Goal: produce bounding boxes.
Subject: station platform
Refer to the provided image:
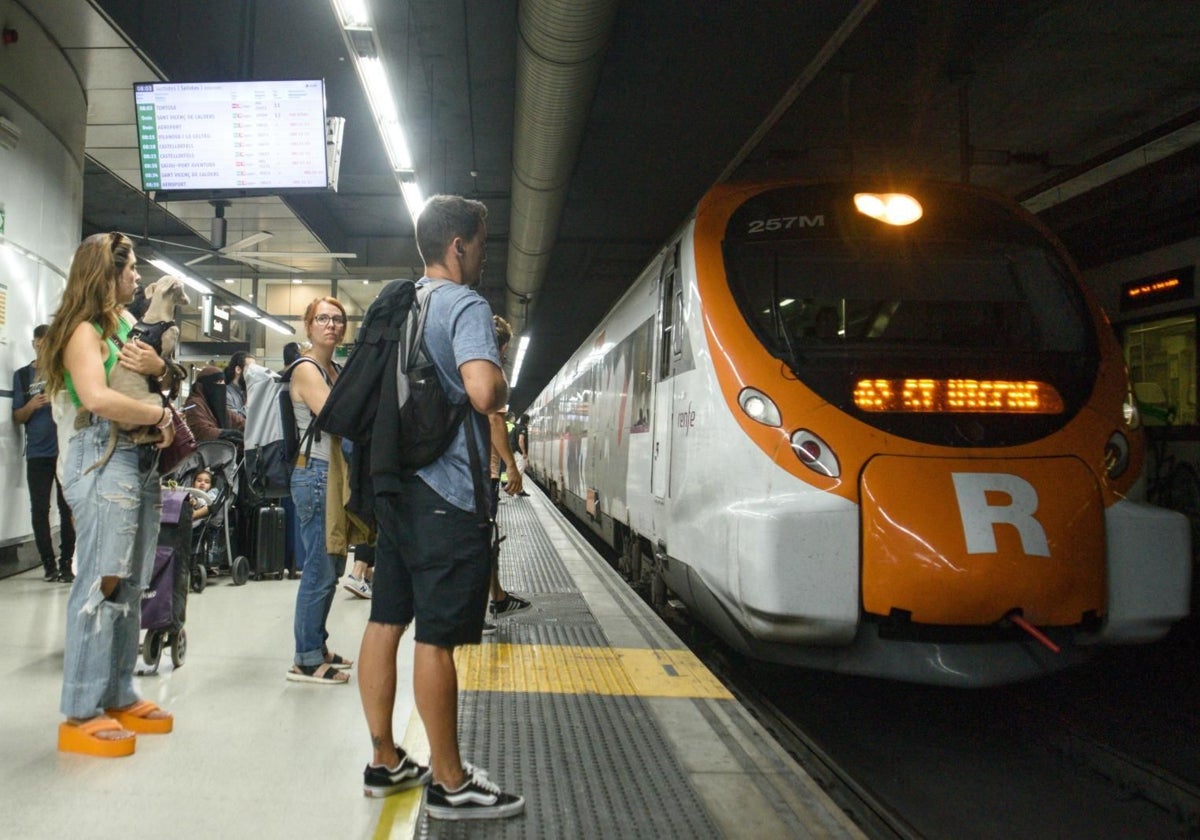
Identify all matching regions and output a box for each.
[0,485,862,839]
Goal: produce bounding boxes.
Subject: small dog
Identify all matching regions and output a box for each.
[83,275,190,473]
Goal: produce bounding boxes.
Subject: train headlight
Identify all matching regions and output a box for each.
[790,429,841,478]
[1123,389,1141,430]
[854,192,923,225]
[738,387,781,426]
[1104,431,1130,480]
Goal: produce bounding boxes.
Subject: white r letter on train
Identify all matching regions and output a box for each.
[951,473,1050,556]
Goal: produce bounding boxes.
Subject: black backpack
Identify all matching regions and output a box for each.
[317,279,465,470]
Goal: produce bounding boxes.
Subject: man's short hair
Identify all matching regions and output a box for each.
[416,195,488,265]
[33,324,49,339]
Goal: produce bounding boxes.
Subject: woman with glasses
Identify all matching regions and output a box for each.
[286,296,353,683]
[39,232,177,756]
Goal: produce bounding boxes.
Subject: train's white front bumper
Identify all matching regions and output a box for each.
[1089,498,1192,643]
[730,493,860,644]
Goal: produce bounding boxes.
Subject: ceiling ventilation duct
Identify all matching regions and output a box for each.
[505,0,619,339]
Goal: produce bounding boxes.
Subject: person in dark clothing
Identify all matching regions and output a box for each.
[509,413,530,496]
[185,365,244,442]
[12,325,76,582]
[282,342,302,368]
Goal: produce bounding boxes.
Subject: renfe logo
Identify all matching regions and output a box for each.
[951,472,1050,556]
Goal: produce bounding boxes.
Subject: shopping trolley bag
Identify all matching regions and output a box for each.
[141,546,176,633]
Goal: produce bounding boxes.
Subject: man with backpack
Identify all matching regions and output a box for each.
[357,195,523,820]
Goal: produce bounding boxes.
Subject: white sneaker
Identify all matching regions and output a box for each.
[342,574,372,599]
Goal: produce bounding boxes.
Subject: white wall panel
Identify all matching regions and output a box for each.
[0,2,86,545]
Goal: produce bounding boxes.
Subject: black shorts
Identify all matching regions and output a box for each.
[370,477,491,646]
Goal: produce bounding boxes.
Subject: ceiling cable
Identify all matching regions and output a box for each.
[463,0,479,187]
[714,0,879,185]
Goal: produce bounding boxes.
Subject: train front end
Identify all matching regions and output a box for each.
[696,180,1192,685]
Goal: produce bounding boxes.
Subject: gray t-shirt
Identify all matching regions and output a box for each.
[414,278,502,513]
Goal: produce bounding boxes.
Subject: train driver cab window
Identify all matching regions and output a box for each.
[1123,314,1197,427]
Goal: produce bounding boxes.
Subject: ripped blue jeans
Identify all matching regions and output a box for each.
[59,419,161,719]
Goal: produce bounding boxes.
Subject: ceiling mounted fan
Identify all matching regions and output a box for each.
[161,200,357,273]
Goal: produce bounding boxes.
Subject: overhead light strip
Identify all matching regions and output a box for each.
[331,0,425,222]
[146,252,294,336]
[510,335,531,388]
[148,256,213,295]
[331,0,370,29]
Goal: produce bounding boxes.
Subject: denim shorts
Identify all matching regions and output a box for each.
[370,477,491,646]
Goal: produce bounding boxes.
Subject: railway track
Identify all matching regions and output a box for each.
[556,500,1200,838]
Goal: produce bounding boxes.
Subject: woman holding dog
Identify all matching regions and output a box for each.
[38,232,177,757]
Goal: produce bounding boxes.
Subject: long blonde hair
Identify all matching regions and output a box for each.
[39,232,132,396]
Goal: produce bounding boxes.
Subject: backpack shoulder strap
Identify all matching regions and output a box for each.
[286,356,330,453]
[407,280,455,371]
[282,355,328,383]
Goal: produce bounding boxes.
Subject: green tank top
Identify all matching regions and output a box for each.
[64,319,131,408]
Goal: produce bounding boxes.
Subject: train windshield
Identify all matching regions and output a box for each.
[722,183,1100,443]
[729,239,1087,354]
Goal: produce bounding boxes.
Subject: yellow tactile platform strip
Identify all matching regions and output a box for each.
[455,642,733,699]
[400,494,730,836]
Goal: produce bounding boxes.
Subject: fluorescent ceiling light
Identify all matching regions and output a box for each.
[401,181,425,222]
[332,0,370,28]
[148,257,213,294]
[258,316,294,336]
[234,304,259,318]
[358,57,413,171]
[510,335,531,388]
[332,0,421,225]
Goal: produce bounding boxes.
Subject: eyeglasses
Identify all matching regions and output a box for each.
[313,314,346,326]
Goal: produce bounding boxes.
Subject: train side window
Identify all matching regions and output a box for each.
[1122,313,1197,427]
[658,242,681,380]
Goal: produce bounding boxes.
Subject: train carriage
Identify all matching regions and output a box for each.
[526,179,1192,686]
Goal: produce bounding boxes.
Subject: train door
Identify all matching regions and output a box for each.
[652,242,682,500]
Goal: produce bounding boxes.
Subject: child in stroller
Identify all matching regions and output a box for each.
[171,440,251,590]
[190,469,221,581]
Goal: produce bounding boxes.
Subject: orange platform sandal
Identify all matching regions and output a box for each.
[105,699,174,734]
[58,717,136,757]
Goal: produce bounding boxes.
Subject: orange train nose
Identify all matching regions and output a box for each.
[860,455,1106,626]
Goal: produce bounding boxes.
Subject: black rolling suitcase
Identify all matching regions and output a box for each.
[254,502,287,580]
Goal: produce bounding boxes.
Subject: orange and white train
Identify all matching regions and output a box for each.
[525,179,1193,686]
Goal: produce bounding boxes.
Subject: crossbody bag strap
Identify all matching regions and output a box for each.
[462,410,491,523]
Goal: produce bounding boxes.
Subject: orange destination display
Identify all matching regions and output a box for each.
[853,378,1064,414]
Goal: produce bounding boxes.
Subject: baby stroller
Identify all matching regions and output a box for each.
[169,439,252,591]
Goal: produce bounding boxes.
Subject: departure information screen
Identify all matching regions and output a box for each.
[134,80,327,192]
